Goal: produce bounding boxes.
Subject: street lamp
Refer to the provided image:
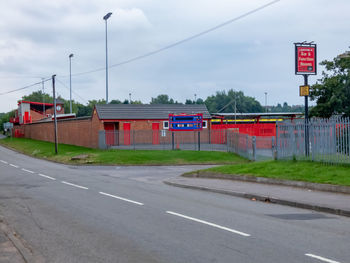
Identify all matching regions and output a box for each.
[103,12,112,104]
[69,53,74,113]
[264,92,268,113]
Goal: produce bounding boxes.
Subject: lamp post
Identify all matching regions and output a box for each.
[264,92,267,113]
[103,12,112,104]
[69,53,74,113]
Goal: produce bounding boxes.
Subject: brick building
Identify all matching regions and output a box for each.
[11,100,67,125]
[13,103,211,149]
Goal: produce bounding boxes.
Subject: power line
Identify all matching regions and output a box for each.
[0,0,280,96]
[65,0,280,77]
[56,78,88,104]
[0,78,51,96]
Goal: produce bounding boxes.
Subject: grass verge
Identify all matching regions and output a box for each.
[203,160,350,186]
[0,137,247,165]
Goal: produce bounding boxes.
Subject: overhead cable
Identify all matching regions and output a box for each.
[66,0,281,77]
[0,78,51,96]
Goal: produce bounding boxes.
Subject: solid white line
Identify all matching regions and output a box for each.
[61,181,88,190]
[9,164,19,168]
[305,254,340,263]
[99,192,144,206]
[21,168,34,174]
[166,211,250,237]
[0,160,8,164]
[38,173,56,181]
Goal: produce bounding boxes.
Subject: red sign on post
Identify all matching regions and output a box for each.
[295,44,317,75]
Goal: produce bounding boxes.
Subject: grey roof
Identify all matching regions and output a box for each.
[95,104,211,120]
[212,112,303,118]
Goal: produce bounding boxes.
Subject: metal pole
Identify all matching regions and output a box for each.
[172,132,174,150]
[52,75,58,154]
[304,74,309,156]
[234,92,237,121]
[105,18,109,103]
[198,131,200,151]
[42,78,45,117]
[69,54,73,113]
[264,92,267,113]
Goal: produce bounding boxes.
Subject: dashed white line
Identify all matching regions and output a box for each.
[38,173,56,181]
[61,181,88,190]
[0,160,8,164]
[166,211,251,237]
[305,254,341,263]
[99,192,144,206]
[21,168,34,174]
[9,164,19,168]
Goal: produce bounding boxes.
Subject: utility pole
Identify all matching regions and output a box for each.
[69,53,74,113]
[234,91,237,121]
[42,78,45,117]
[103,12,112,104]
[52,75,58,154]
[129,93,132,104]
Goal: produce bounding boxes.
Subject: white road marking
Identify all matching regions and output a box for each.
[305,254,341,263]
[9,164,19,168]
[0,160,8,164]
[166,211,251,237]
[61,181,88,190]
[21,168,34,174]
[38,173,56,181]
[99,192,144,206]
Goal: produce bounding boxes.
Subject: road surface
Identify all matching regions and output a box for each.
[0,145,349,263]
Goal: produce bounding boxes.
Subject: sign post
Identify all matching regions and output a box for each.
[294,42,317,156]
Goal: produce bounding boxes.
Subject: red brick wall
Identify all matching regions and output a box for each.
[14,115,101,148]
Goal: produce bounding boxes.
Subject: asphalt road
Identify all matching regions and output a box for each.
[0,145,350,263]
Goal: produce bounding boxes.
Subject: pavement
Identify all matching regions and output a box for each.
[0,218,26,263]
[164,175,350,217]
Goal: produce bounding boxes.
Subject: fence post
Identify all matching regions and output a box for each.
[172,132,174,150]
[226,130,229,152]
[198,131,200,151]
[252,136,256,161]
[275,123,279,160]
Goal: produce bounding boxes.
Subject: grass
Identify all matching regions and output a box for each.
[0,137,247,165]
[203,160,350,186]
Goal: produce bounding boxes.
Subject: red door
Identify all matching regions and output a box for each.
[104,123,115,145]
[124,123,131,145]
[152,123,160,145]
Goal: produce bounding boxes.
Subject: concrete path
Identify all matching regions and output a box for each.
[164,176,350,217]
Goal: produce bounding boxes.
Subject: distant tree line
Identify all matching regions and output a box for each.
[0,89,304,131]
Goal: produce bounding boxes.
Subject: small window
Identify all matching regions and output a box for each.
[163,121,169,129]
[202,120,207,128]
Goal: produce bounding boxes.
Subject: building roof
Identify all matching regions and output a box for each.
[95,104,211,120]
[212,112,303,119]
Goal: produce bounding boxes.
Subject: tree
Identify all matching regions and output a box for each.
[0,110,15,131]
[150,94,177,104]
[310,50,350,117]
[21,90,53,104]
[109,99,122,104]
[204,89,263,113]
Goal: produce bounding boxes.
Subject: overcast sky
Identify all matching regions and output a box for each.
[0,0,349,113]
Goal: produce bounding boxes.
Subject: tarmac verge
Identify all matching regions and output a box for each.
[164,173,350,217]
